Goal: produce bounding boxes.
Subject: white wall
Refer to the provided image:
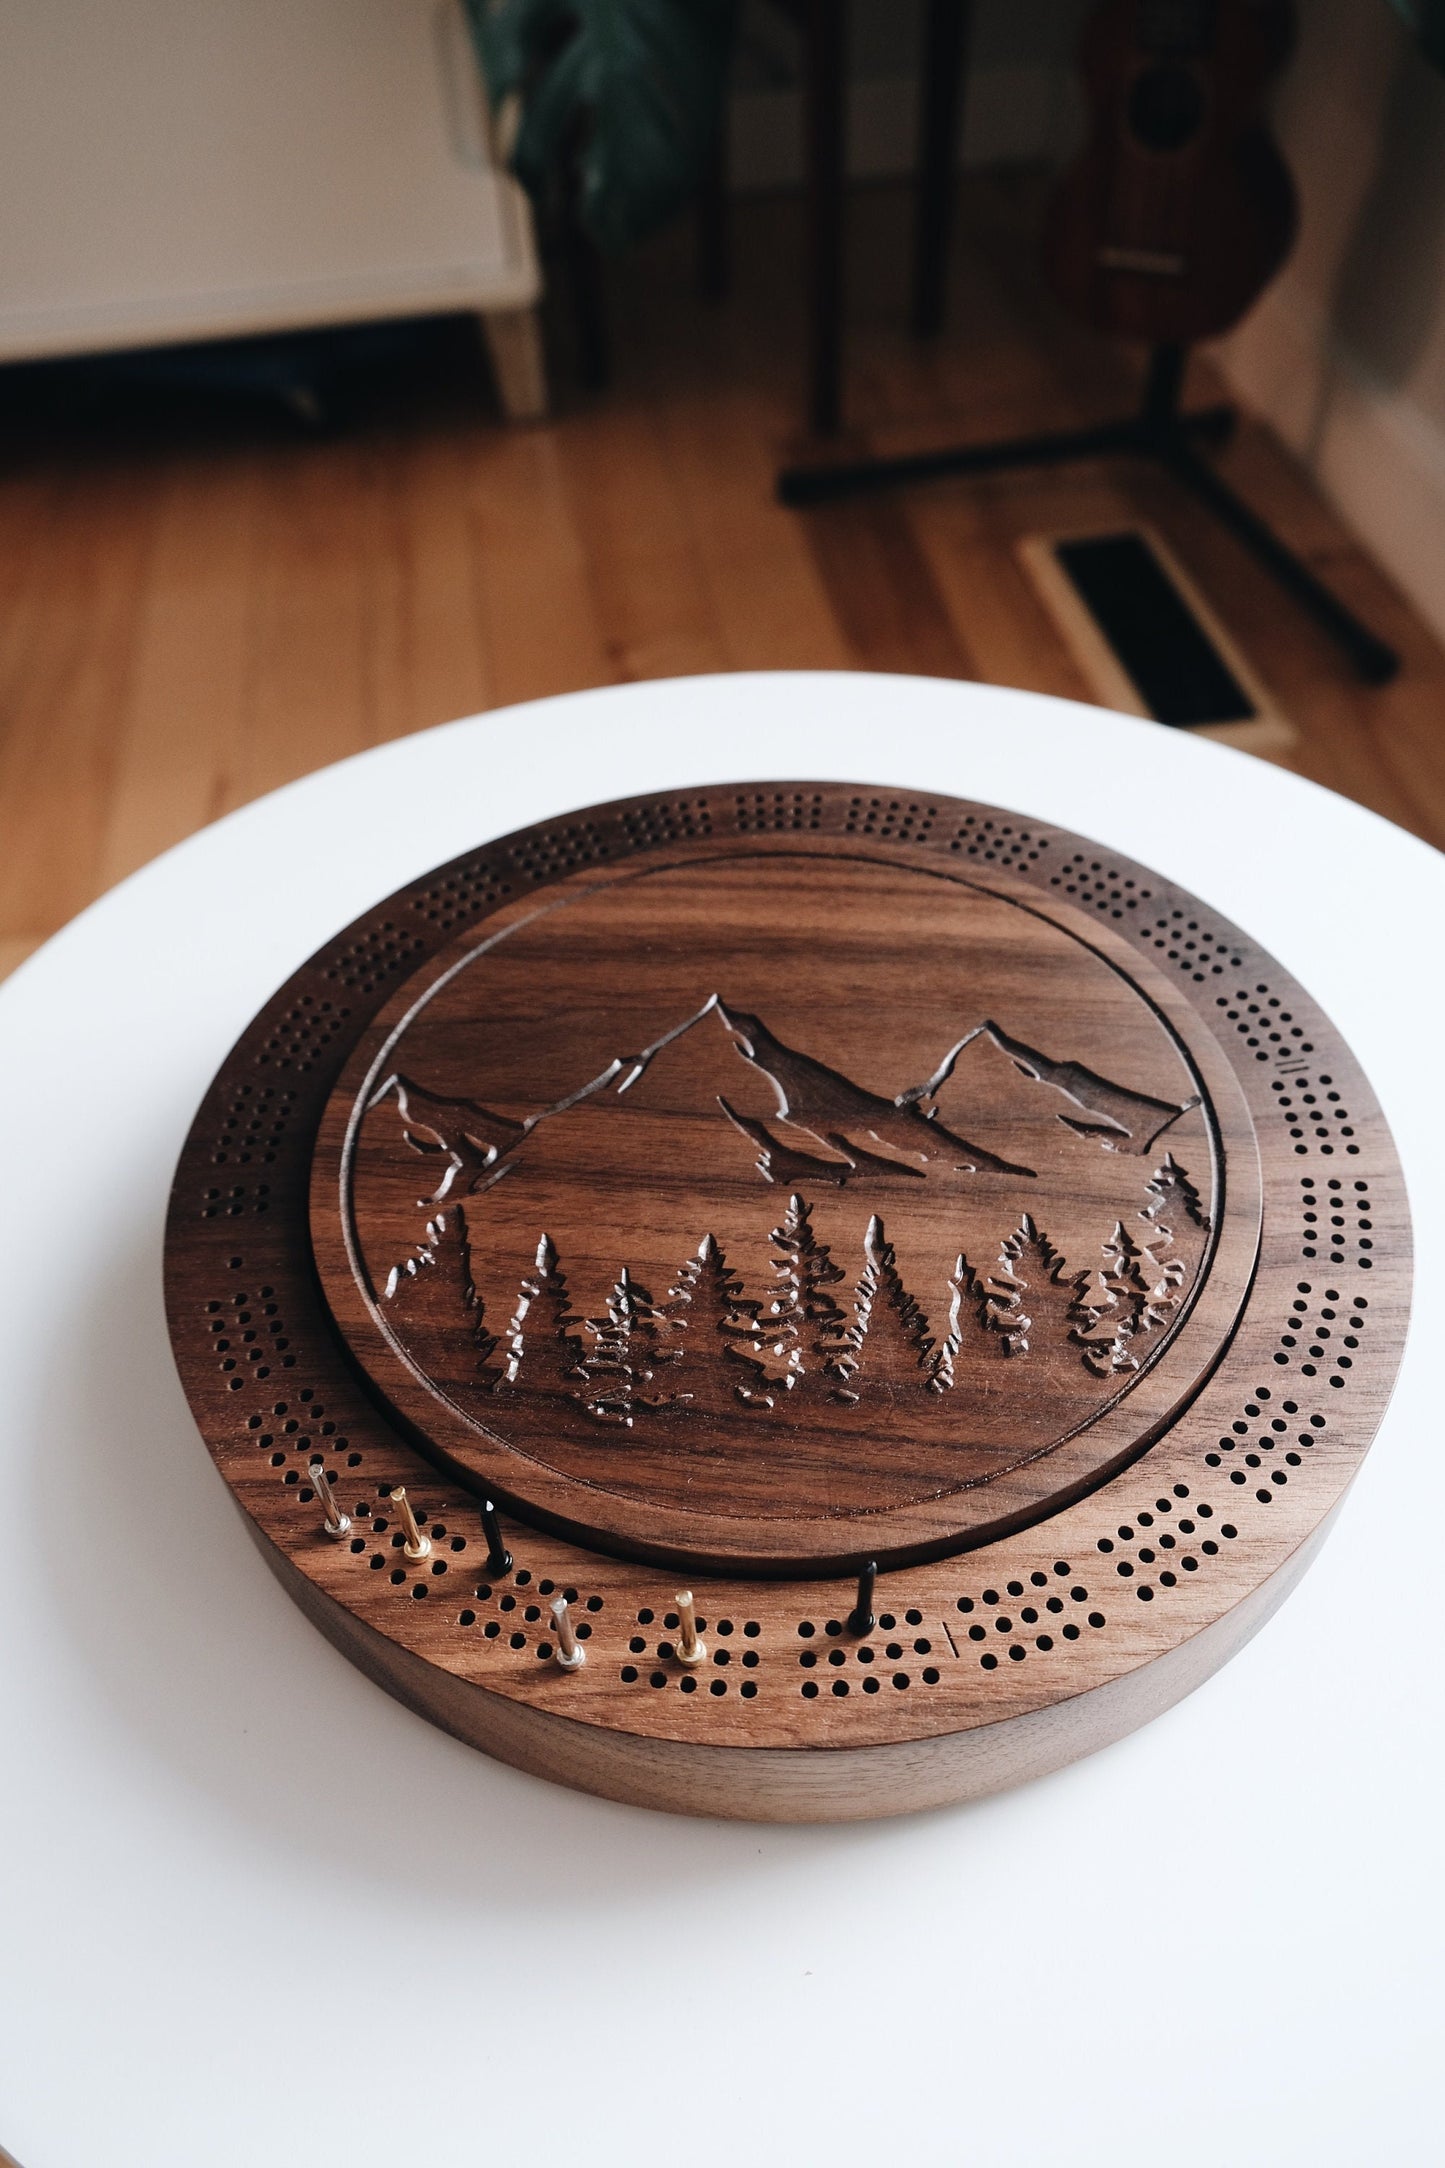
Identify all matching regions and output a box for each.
[1213,0,1445,643]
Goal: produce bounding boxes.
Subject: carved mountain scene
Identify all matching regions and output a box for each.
[343,852,1219,1521]
[371,993,1196,1203]
[358,1003,1213,1519]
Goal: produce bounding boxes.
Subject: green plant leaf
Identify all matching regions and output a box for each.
[466,0,736,252]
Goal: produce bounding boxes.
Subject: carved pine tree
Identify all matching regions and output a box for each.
[929,1250,992,1391]
[1091,1219,1180,1373]
[384,1207,502,1384]
[502,1233,589,1396]
[982,1242,1031,1357]
[629,1269,685,1412]
[996,1216,1087,1358]
[578,1268,654,1426]
[667,1234,764,1416]
[761,1192,851,1397]
[1141,1247,1185,1342]
[1102,1219,1151,1333]
[1135,1158,1196,1340]
[844,1215,936,1401]
[1142,1153,1209,1238]
[1071,1265,1121,1378]
[751,1213,805,1398]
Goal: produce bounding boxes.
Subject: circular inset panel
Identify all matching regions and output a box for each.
[164,783,1411,1822]
[312,847,1260,1572]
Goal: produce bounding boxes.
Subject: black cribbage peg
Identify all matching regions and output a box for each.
[848,1560,877,1637]
[481,1497,513,1577]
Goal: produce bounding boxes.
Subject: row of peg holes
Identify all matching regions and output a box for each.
[622,1609,761,1697]
[324,920,426,995]
[205,1081,295,1172]
[506,819,609,881]
[621,798,714,846]
[733,790,826,833]
[947,814,1045,865]
[254,993,349,1073]
[1272,1071,1358,1156]
[1301,1175,1373,1265]
[1270,1280,1369,1387]
[1052,853,1153,921]
[410,867,513,932]
[211,1287,295,1386]
[800,1608,946,1692]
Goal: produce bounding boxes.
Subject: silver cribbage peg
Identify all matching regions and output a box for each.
[309,1460,351,1540]
[673,1590,707,1667]
[391,1486,432,1561]
[550,1595,586,1671]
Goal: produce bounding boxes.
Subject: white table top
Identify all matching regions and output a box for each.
[2,673,1440,2168]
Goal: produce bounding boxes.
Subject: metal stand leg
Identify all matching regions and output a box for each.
[696,133,730,301]
[911,0,972,339]
[776,339,1399,682]
[1140,339,1187,436]
[1166,437,1398,683]
[804,0,847,435]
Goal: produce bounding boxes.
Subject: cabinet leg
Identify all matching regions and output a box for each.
[478,306,549,422]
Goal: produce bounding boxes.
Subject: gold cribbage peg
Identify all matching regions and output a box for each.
[673,1590,707,1667]
[550,1595,586,1671]
[391,1486,432,1561]
[309,1460,352,1540]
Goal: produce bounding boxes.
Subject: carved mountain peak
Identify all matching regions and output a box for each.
[372,997,1197,1204]
[908,1020,1197,1157]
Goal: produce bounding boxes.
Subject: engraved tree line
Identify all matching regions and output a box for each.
[384,1155,1207,1429]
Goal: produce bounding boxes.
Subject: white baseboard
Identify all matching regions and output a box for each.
[1215,289,1445,649]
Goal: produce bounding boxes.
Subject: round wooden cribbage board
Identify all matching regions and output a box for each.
[166,785,1411,1820]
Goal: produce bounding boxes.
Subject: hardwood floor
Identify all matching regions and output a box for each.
[3,175,1443,982]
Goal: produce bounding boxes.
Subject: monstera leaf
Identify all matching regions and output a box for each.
[467,0,736,252]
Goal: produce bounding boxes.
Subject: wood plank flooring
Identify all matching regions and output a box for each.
[2,175,1442,983]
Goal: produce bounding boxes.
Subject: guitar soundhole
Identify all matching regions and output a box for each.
[1127,64,1206,153]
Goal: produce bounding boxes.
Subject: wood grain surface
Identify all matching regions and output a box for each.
[312,840,1261,1573]
[166,783,1411,1819]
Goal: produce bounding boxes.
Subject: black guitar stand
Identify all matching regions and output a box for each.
[776,340,1400,685]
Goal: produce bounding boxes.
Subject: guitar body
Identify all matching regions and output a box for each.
[1043,0,1298,346]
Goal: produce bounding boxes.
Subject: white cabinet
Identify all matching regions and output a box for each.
[0,0,545,414]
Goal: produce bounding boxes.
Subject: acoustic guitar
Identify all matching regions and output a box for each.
[1042,0,1298,346]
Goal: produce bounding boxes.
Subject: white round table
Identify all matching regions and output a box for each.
[2,674,1439,2168]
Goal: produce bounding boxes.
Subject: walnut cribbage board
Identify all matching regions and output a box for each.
[165,785,1410,1820]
